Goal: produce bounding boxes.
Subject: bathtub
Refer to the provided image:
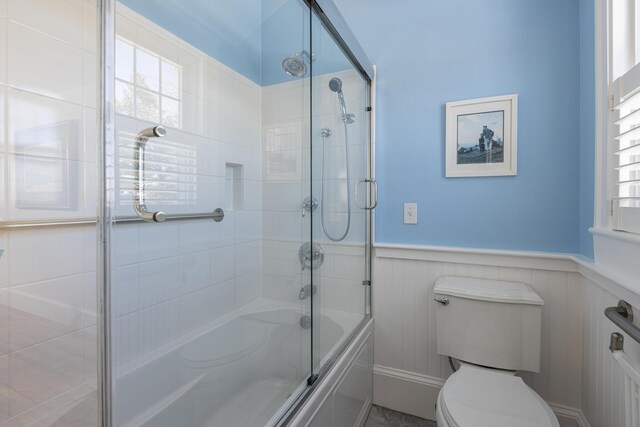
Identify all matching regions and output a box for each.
[112,300,360,427]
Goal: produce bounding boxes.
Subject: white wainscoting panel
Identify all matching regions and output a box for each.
[373,254,583,410]
[371,244,640,427]
[580,275,640,427]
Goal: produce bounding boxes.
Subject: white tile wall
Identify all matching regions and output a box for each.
[260,69,369,322]
[0,1,370,424]
[0,0,99,424]
[110,5,264,375]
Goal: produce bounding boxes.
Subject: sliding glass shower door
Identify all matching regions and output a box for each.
[109,1,312,425]
[105,1,372,426]
[310,8,372,377]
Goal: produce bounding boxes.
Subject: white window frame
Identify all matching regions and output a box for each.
[592,0,640,292]
[603,0,640,234]
[115,37,183,129]
[595,0,640,231]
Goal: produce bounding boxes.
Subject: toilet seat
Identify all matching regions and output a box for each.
[438,365,559,427]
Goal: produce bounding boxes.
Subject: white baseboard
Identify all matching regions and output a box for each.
[547,403,591,427]
[373,365,443,421]
[373,364,589,426]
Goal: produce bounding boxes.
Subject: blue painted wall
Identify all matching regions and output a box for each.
[335,0,585,253]
[121,0,596,255]
[579,0,595,258]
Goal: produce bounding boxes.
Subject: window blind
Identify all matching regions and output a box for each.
[612,62,640,233]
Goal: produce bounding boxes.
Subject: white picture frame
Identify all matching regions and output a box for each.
[445,94,518,177]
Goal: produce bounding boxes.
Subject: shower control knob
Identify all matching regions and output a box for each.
[434,297,449,306]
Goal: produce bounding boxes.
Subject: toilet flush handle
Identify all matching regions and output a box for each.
[434,297,449,306]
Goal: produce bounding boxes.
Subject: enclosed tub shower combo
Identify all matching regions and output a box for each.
[0,0,375,426]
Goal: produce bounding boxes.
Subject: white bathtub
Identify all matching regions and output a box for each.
[113,300,359,427]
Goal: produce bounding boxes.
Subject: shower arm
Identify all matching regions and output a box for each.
[134,126,167,223]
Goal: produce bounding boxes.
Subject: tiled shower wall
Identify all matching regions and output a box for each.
[111,5,263,370]
[261,77,311,306]
[261,69,368,318]
[0,0,99,425]
[0,1,368,424]
[0,1,264,424]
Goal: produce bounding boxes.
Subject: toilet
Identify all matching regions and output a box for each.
[434,276,559,427]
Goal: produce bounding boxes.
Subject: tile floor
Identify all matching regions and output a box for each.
[364,405,436,427]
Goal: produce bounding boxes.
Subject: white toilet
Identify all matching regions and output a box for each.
[434,276,559,427]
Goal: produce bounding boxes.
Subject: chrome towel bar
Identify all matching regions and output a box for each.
[605,300,640,350]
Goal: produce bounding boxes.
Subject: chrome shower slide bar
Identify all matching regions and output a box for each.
[605,300,640,350]
[0,209,225,230]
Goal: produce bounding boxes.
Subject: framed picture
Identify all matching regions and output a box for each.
[445,94,518,177]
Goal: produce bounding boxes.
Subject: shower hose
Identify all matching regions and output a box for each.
[321,119,351,242]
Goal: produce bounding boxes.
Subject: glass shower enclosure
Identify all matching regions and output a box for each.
[103,0,374,425]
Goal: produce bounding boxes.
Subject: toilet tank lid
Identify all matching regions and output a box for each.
[434,276,544,305]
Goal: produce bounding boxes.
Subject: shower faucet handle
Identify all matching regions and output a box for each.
[302,197,318,217]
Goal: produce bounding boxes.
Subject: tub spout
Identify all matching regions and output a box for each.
[298,284,317,300]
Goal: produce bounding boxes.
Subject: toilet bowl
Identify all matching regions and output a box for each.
[434,276,559,427]
[435,365,559,427]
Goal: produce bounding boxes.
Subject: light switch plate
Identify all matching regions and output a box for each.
[404,203,417,224]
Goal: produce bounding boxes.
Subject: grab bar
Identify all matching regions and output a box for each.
[0,209,225,230]
[134,126,167,222]
[605,300,640,349]
[355,178,378,210]
[113,209,224,224]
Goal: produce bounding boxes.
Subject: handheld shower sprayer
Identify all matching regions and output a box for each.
[320,77,356,242]
[328,78,355,124]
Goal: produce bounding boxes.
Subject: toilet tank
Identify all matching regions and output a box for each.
[434,276,544,372]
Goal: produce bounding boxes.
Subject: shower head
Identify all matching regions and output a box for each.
[328,77,342,93]
[283,56,307,77]
[282,50,313,77]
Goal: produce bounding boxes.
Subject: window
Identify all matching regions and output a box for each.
[114,38,195,208]
[115,37,182,128]
[609,0,640,233]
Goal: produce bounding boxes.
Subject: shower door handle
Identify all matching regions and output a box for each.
[134,126,167,223]
[355,179,378,210]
